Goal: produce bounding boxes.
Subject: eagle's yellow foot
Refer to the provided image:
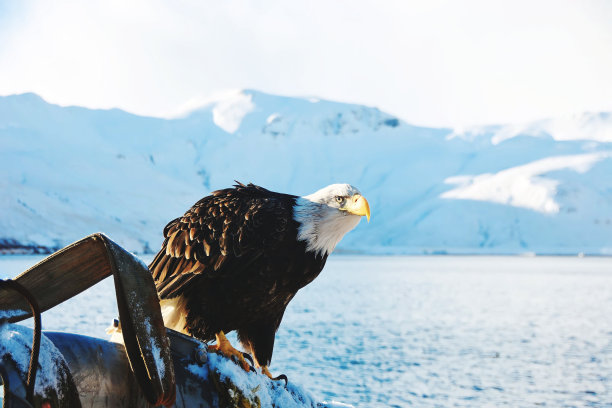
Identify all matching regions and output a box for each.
[260,366,288,385]
[208,331,252,372]
[260,366,274,379]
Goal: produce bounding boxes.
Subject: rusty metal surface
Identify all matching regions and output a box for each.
[165,330,215,408]
[45,330,215,408]
[2,329,214,408]
[1,358,32,408]
[44,332,147,408]
[0,278,42,406]
[0,329,81,408]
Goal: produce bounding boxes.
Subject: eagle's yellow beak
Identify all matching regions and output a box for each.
[346,194,371,222]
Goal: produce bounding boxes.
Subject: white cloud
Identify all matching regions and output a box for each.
[0,0,611,127]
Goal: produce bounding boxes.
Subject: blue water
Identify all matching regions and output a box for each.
[2,255,612,407]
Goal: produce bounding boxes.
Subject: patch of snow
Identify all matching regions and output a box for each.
[142,318,165,380]
[320,402,355,408]
[212,91,255,133]
[189,352,322,407]
[452,112,612,145]
[441,152,612,213]
[266,113,281,124]
[165,89,244,119]
[0,322,68,396]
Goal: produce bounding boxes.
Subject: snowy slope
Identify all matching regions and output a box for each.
[1,90,611,255]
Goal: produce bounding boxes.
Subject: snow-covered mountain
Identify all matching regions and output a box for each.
[1,90,611,255]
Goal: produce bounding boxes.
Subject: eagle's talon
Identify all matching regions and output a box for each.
[260,366,287,385]
[241,351,255,367]
[273,374,288,386]
[209,331,252,372]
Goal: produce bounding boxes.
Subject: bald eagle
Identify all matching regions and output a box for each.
[149,182,370,378]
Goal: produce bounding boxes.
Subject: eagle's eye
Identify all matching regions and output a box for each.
[335,196,345,204]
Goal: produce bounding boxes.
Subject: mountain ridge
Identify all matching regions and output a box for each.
[1,90,611,255]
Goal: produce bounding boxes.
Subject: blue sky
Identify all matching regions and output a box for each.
[1,0,611,127]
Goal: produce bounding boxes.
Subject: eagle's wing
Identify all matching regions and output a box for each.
[149,183,295,299]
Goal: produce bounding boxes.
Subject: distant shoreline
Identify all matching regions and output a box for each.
[2,248,611,258]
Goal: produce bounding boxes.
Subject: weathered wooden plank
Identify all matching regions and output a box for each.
[0,234,111,322]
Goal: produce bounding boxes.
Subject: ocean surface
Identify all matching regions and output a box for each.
[1,255,611,407]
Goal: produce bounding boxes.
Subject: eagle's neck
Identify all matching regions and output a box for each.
[293,197,361,257]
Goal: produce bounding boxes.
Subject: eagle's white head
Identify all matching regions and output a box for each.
[294,184,370,257]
